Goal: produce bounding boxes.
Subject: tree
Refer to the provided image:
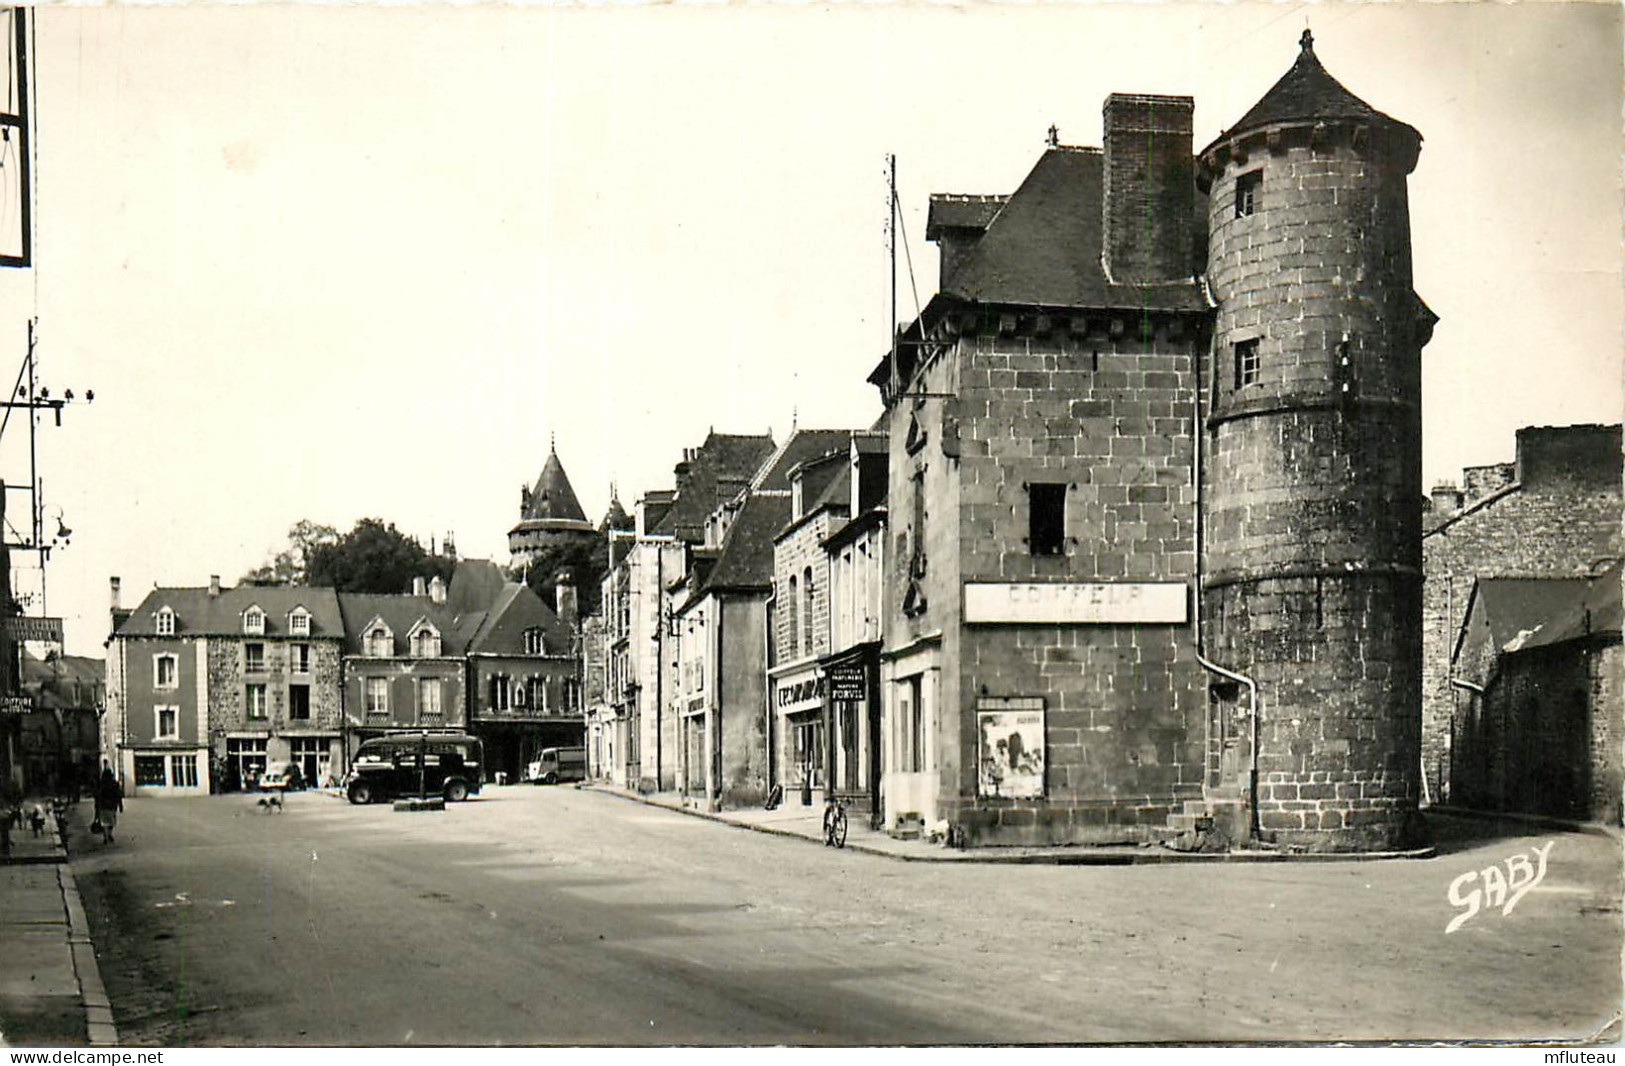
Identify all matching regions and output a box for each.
[513,536,607,617]
[242,520,340,586]
[306,518,454,594]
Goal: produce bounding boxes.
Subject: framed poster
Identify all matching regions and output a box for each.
[976,697,1045,799]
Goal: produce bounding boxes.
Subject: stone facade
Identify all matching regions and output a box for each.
[1421,424,1622,803]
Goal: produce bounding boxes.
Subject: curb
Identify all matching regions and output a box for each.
[58,865,118,1046]
[586,786,1438,864]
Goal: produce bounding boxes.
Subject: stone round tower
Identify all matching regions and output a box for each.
[1197,31,1436,851]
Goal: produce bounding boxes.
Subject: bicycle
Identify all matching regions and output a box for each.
[822,795,848,849]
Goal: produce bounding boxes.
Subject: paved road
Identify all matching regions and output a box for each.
[70,787,1620,1046]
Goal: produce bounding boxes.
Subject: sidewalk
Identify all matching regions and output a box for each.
[0,803,118,1048]
[581,783,1438,863]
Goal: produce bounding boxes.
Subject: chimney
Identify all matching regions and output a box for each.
[209,575,220,598]
[412,576,428,597]
[109,576,121,612]
[1102,93,1196,284]
[555,571,578,631]
[1430,481,1463,518]
[428,575,446,605]
[444,531,457,560]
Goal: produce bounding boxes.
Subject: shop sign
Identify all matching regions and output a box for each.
[2,616,62,642]
[976,697,1044,800]
[964,582,1187,624]
[774,673,823,713]
[827,664,867,702]
[0,695,33,715]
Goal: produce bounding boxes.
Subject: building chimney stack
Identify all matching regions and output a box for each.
[1102,93,1196,284]
[412,576,428,597]
[428,575,446,605]
[110,576,121,611]
[555,571,578,631]
[1429,481,1463,518]
[209,575,220,598]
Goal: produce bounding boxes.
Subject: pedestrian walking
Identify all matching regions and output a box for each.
[93,765,123,844]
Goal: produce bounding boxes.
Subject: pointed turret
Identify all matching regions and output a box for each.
[509,440,597,570]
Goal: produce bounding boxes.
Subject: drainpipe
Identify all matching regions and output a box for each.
[763,584,777,794]
[1191,350,1262,841]
[654,547,664,792]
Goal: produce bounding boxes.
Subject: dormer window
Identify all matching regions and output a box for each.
[366,626,392,657]
[411,625,441,658]
[288,608,311,637]
[523,627,544,655]
[155,607,175,637]
[243,606,266,635]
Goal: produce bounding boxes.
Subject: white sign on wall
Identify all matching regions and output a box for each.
[964,582,1188,624]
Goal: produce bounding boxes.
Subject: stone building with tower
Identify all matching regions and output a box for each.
[508,442,599,577]
[868,31,1434,851]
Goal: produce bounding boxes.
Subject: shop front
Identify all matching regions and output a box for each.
[771,666,824,803]
[821,643,881,827]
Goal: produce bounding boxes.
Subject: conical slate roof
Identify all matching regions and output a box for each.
[1218,30,1418,145]
[600,493,632,533]
[523,445,589,524]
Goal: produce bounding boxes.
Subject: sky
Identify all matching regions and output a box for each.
[0,0,1617,655]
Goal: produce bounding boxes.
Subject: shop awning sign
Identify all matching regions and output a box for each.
[0,695,33,715]
[828,665,867,702]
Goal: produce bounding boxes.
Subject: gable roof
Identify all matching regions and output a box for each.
[464,581,572,654]
[336,593,469,656]
[937,147,1207,313]
[1218,32,1419,148]
[1464,578,1590,657]
[1510,564,1623,653]
[701,492,793,595]
[926,194,1008,240]
[447,558,509,615]
[752,428,856,492]
[115,585,344,639]
[651,431,777,543]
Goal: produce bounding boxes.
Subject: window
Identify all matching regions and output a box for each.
[418,678,443,719]
[802,566,815,657]
[135,756,167,787]
[154,654,178,690]
[246,683,268,720]
[1234,339,1261,389]
[289,643,311,674]
[1028,483,1068,556]
[169,754,198,788]
[156,608,175,636]
[785,576,799,660]
[527,677,547,711]
[491,674,511,712]
[563,678,581,712]
[1235,169,1261,218]
[523,628,544,655]
[227,737,267,784]
[288,609,310,637]
[156,705,179,740]
[243,607,265,635]
[412,628,441,658]
[903,675,925,773]
[288,683,310,721]
[365,678,389,716]
[243,642,266,673]
[366,627,392,657]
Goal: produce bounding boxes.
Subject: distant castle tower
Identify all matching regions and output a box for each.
[1198,31,1436,850]
[508,440,598,571]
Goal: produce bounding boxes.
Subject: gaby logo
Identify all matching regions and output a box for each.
[1445,840,1555,934]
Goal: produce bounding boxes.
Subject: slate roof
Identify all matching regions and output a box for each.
[1214,31,1419,149]
[936,147,1207,313]
[752,429,855,493]
[520,446,591,525]
[651,432,777,544]
[115,585,345,639]
[925,195,1008,241]
[1508,565,1622,653]
[447,559,509,615]
[464,582,572,654]
[701,492,793,595]
[336,593,470,656]
[1466,579,1589,656]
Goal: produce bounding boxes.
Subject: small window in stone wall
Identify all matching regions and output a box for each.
[1235,170,1262,218]
[1234,339,1260,389]
[135,756,167,787]
[1027,482,1068,556]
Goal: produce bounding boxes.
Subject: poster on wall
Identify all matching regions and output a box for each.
[976,697,1045,799]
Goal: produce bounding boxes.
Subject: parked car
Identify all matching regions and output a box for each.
[527,746,586,785]
[346,733,483,805]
